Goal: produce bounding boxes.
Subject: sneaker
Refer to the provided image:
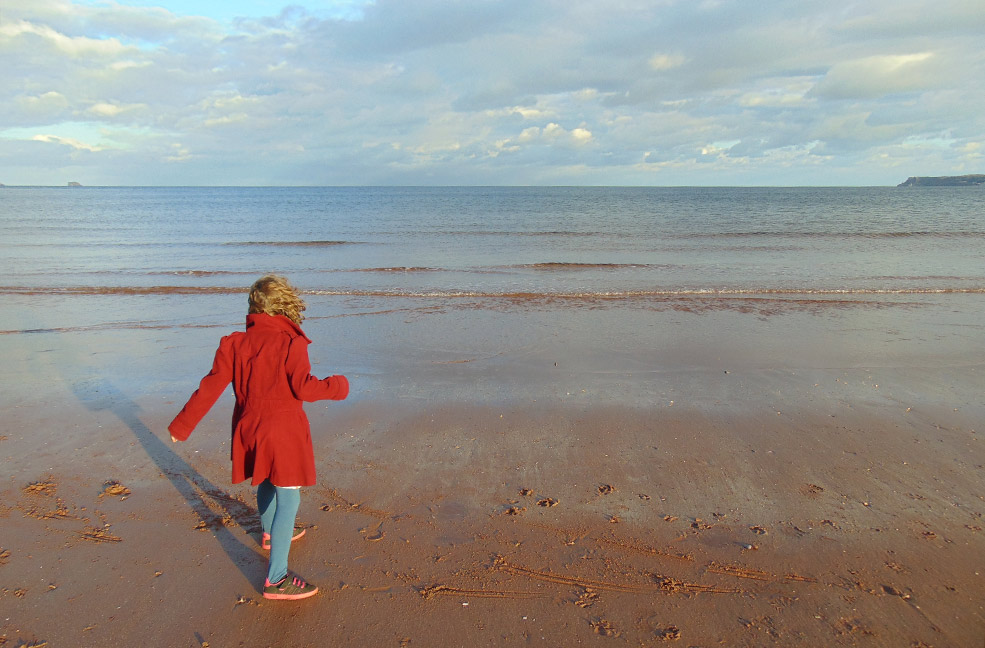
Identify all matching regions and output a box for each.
[261,525,307,550]
[263,573,319,600]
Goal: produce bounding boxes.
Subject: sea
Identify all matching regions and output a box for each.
[2,186,983,407]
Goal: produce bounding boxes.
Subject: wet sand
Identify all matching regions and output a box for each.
[3,364,984,647]
[2,293,985,647]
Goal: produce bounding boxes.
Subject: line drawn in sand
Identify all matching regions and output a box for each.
[492,555,741,595]
[417,584,546,600]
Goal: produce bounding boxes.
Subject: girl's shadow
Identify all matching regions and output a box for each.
[71,377,266,589]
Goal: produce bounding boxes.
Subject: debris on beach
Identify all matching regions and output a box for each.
[656,625,681,641]
[79,526,123,543]
[23,477,57,496]
[100,480,131,499]
[881,584,911,600]
[598,484,615,495]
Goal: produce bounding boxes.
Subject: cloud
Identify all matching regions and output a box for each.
[0,19,132,57]
[87,101,148,118]
[812,53,944,99]
[495,123,594,154]
[32,133,103,151]
[12,92,71,125]
[737,78,815,108]
[648,53,687,71]
[1,0,984,185]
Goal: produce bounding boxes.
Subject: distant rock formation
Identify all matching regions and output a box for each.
[67,181,83,187]
[898,174,985,187]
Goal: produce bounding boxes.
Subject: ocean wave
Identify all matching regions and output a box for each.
[304,287,985,298]
[334,229,985,240]
[166,270,257,277]
[0,285,245,295]
[4,285,979,297]
[673,230,985,240]
[348,267,442,273]
[508,262,671,271]
[0,321,232,335]
[222,240,355,247]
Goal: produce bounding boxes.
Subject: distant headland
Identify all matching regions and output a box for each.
[898,174,985,187]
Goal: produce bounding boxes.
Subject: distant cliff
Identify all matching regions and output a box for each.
[898,174,985,187]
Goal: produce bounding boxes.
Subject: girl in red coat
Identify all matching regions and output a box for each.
[169,275,349,600]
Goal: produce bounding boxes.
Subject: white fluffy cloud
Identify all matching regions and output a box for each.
[1,0,983,185]
[812,53,945,99]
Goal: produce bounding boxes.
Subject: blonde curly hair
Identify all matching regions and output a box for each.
[248,274,306,324]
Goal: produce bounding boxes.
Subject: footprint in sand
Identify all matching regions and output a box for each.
[590,619,619,637]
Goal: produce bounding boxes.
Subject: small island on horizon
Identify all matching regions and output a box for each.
[898,174,985,187]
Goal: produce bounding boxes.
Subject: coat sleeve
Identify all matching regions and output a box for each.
[286,336,349,402]
[168,336,235,440]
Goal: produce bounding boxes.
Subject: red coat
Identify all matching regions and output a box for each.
[168,313,348,487]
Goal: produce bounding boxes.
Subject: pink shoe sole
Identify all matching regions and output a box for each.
[261,526,307,550]
[263,589,318,600]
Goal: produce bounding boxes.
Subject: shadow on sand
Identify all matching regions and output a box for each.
[71,377,266,589]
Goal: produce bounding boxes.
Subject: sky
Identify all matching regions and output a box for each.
[1,0,983,186]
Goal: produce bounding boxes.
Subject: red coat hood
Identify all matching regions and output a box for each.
[245,313,311,342]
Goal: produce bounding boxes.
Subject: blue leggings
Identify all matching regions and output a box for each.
[256,480,301,584]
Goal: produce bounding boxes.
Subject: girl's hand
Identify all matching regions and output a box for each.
[170,434,180,443]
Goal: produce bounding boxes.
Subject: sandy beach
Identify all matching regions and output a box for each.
[3,184,985,647]
[2,301,983,648]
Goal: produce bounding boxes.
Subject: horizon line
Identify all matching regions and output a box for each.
[0,183,921,189]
